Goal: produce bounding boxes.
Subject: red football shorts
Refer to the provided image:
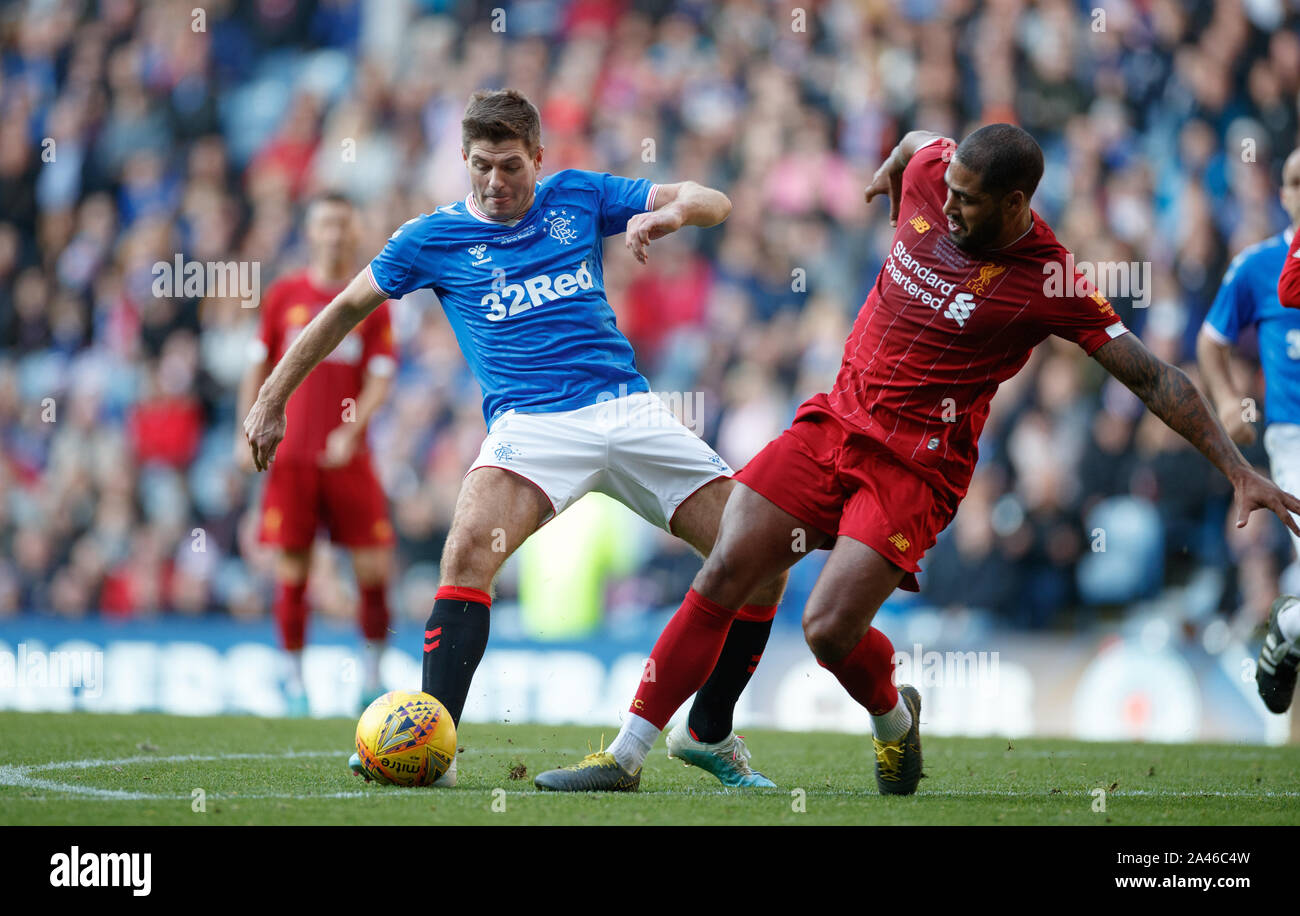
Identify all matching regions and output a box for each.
[258,455,394,551]
[734,395,960,592]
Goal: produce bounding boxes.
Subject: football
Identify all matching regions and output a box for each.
[354,690,457,787]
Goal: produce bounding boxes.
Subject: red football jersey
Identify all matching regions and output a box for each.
[255,270,396,464]
[1279,225,1300,308]
[826,138,1129,500]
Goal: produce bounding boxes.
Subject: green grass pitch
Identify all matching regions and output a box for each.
[1,712,1297,825]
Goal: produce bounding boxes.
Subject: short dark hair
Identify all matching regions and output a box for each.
[462,89,541,155]
[308,190,353,211]
[954,124,1044,199]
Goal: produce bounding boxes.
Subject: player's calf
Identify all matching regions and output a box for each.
[420,586,491,725]
[421,466,548,730]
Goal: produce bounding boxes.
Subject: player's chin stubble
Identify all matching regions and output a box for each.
[950,216,1000,252]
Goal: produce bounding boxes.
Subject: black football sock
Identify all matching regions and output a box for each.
[686,616,774,744]
[422,589,491,725]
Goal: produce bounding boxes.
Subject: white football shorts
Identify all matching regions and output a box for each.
[1265,422,1300,560]
[467,391,732,531]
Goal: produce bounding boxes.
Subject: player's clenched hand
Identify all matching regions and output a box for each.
[626,208,684,264]
[318,425,358,469]
[243,396,286,472]
[1217,401,1256,447]
[1232,467,1300,535]
[865,157,904,227]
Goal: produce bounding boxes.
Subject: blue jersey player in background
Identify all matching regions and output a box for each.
[1197,147,1300,716]
[244,89,788,789]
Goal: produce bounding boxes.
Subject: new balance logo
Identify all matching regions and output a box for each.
[909,215,931,233]
[888,532,911,553]
[943,292,978,327]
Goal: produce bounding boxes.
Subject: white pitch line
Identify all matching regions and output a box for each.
[0,767,186,801]
[0,751,347,801]
[0,747,583,802]
[23,749,343,773]
[918,789,1300,799]
[4,749,1296,803]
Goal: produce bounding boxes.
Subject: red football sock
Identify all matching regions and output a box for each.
[274,581,309,651]
[736,603,778,622]
[631,589,737,730]
[818,627,899,715]
[359,584,389,641]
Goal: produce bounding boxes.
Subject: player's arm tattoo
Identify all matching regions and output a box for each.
[1091,334,1251,482]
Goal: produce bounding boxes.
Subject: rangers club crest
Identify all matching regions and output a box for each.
[544,210,578,245]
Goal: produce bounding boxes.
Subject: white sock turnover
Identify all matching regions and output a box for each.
[362,640,384,692]
[285,650,304,694]
[607,712,661,773]
[871,694,912,742]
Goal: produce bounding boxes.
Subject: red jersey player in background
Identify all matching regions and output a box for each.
[1281,208,1300,308]
[535,124,1300,794]
[236,192,397,717]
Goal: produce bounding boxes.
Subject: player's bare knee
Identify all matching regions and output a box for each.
[438,535,498,590]
[350,549,390,587]
[802,606,854,662]
[750,570,788,607]
[691,551,751,608]
[276,550,311,585]
[690,558,728,601]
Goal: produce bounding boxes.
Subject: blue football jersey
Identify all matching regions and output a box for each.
[367,169,657,425]
[1203,230,1300,426]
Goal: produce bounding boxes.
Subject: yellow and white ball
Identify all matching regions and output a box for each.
[354,690,457,786]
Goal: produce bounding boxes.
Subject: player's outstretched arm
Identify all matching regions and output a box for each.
[1194,327,1256,446]
[624,181,731,264]
[243,269,385,471]
[864,130,946,226]
[1092,333,1300,534]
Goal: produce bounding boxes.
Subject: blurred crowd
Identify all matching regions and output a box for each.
[1,0,1298,633]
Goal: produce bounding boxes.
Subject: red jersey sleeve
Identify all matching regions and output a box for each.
[1038,253,1130,355]
[253,279,284,364]
[899,136,955,213]
[1279,229,1300,309]
[360,300,397,378]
